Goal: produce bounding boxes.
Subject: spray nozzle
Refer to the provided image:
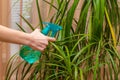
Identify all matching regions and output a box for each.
[42,22,62,37]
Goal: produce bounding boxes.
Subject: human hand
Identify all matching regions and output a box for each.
[28,29,56,51]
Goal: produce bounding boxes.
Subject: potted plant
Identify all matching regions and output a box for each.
[5,0,120,80]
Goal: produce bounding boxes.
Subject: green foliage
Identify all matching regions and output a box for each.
[5,0,120,80]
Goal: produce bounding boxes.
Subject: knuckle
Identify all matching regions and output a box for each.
[45,41,48,45]
[40,48,45,52]
[44,46,47,49]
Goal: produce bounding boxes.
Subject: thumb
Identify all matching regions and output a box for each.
[35,28,40,32]
[32,28,40,34]
[46,36,56,42]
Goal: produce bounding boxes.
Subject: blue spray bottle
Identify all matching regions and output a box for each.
[20,22,62,64]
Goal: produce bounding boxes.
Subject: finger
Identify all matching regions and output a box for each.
[37,46,45,52]
[31,45,45,51]
[35,28,40,32]
[37,43,47,49]
[31,28,40,34]
[38,39,48,45]
[46,36,56,42]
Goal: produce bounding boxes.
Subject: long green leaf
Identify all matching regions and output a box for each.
[20,15,34,31]
[16,23,26,32]
[65,0,79,37]
[72,43,95,63]
[105,7,116,47]
[36,0,43,29]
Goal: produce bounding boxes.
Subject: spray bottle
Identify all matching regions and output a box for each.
[20,22,62,64]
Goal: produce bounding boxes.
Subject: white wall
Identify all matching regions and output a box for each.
[10,0,33,55]
[10,0,20,56]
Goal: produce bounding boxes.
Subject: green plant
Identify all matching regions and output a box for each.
[5,0,120,80]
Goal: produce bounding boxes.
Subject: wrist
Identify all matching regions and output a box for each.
[22,33,33,46]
